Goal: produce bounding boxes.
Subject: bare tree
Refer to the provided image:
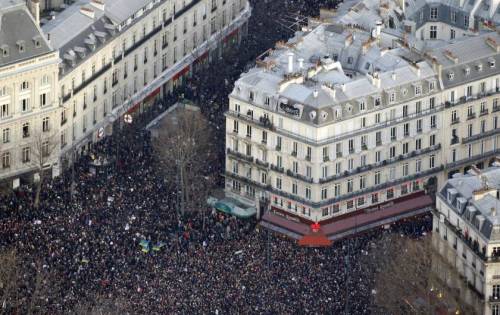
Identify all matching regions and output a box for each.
[0,249,20,312]
[72,294,130,315]
[30,131,59,209]
[153,106,216,217]
[367,234,474,315]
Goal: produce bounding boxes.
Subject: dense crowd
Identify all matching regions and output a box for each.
[0,0,433,314]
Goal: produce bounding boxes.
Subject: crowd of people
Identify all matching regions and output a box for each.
[0,0,434,314]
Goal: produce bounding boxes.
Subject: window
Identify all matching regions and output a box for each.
[276,155,282,168]
[334,184,341,197]
[22,147,30,163]
[429,134,436,146]
[391,127,397,141]
[374,171,381,185]
[0,103,8,118]
[403,163,409,176]
[359,175,366,189]
[335,162,342,174]
[292,182,297,195]
[416,138,422,150]
[233,120,238,133]
[430,115,436,128]
[322,166,328,179]
[429,97,435,109]
[414,85,422,96]
[22,122,29,138]
[493,285,500,299]
[2,128,9,143]
[305,187,311,200]
[390,146,396,158]
[293,161,298,173]
[21,98,30,112]
[20,81,29,91]
[347,179,353,193]
[492,304,499,315]
[429,25,437,39]
[429,155,435,168]
[321,187,327,200]
[1,152,10,169]
[450,29,455,40]
[403,142,409,154]
[387,188,394,199]
[246,125,252,138]
[261,172,267,184]
[42,117,50,132]
[375,151,381,163]
[403,105,408,117]
[416,159,422,172]
[430,7,438,19]
[404,123,409,136]
[276,177,282,190]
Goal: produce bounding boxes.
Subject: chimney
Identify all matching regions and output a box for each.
[369,72,381,88]
[47,33,51,43]
[341,83,346,92]
[30,0,40,25]
[375,20,383,38]
[288,52,294,73]
[391,72,396,80]
[313,89,319,98]
[298,58,304,70]
[492,207,497,216]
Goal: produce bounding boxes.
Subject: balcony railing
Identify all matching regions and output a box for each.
[227,148,254,163]
[480,108,489,116]
[270,164,284,173]
[467,113,476,120]
[451,117,460,125]
[286,169,314,184]
[318,144,441,184]
[225,110,274,131]
[446,148,500,169]
[461,128,500,144]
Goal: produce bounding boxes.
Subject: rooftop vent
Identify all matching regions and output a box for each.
[287,52,294,73]
[447,188,457,204]
[80,6,95,19]
[486,37,500,52]
[443,50,458,64]
[90,0,105,10]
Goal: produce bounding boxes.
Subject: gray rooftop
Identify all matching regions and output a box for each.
[0,1,53,67]
[440,167,500,241]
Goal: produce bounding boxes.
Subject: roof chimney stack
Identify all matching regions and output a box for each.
[288,52,294,74]
[298,58,304,70]
[30,0,40,26]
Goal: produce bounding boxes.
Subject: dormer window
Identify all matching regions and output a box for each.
[429,81,436,91]
[264,96,270,106]
[374,96,381,106]
[448,72,455,81]
[477,63,483,72]
[389,92,396,103]
[16,41,25,53]
[464,67,470,76]
[402,88,408,96]
[249,91,254,102]
[1,45,9,57]
[359,100,366,111]
[489,59,496,68]
[414,85,422,96]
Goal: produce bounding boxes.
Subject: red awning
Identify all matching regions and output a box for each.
[144,87,160,102]
[195,51,209,64]
[173,66,190,81]
[298,233,332,247]
[126,102,141,114]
